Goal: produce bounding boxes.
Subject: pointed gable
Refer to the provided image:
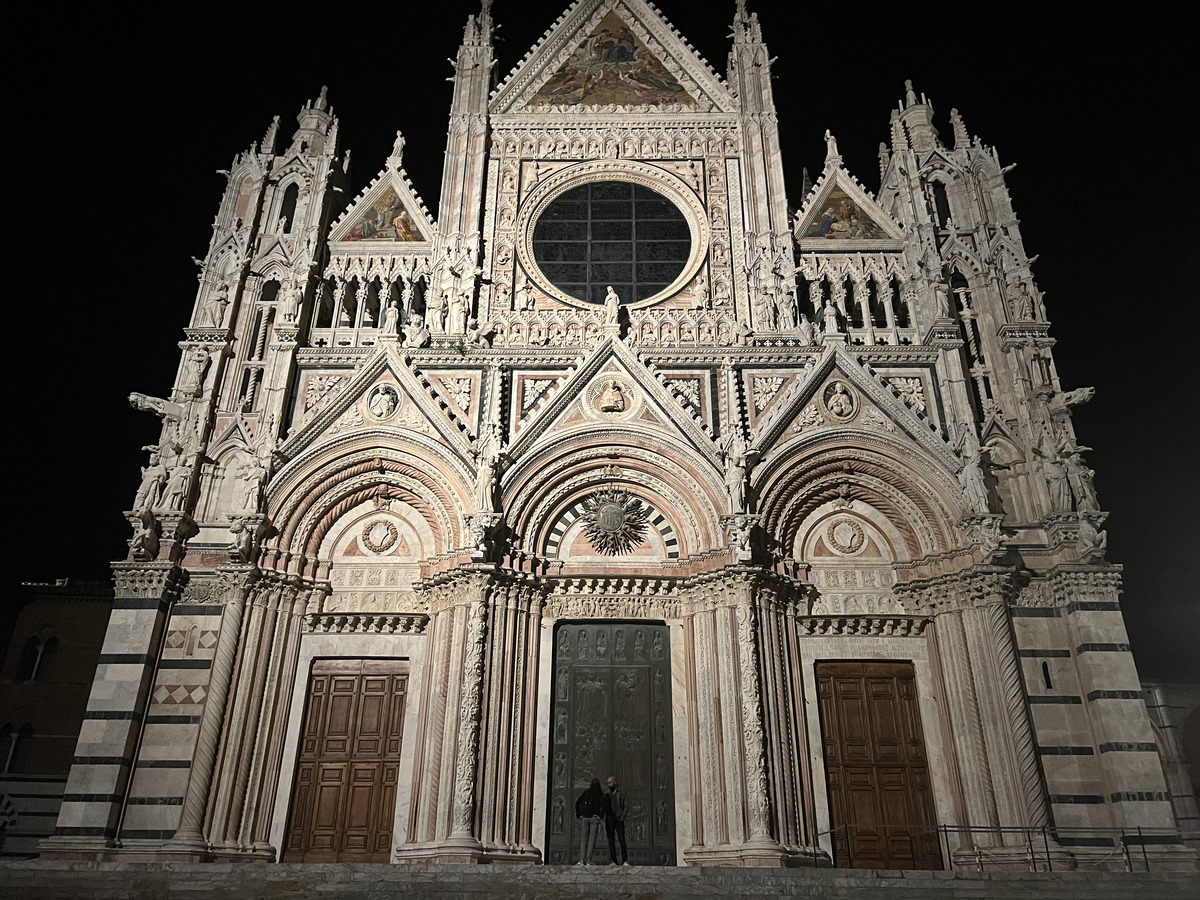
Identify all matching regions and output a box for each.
[328,167,435,246]
[795,169,904,249]
[491,0,734,115]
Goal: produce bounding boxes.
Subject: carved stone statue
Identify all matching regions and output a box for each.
[1077,515,1107,556]
[178,347,210,396]
[597,380,626,412]
[228,516,255,563]
[161,463,192,511]
[1035,433,1071,513]
[957,431,993,514]
[204,291,230,328]
[403,313,431,348]
[1064,446,1099,512]
[823,301,840,335]
[238,459,267,512]
[134,452,169,512]
[719,432,752,514]
[129,509,160,562]
[277,281,300,324]
[798,313,815,345]
[447,291,469,335]
[604,285,620,324]
[382,299,400,335]
[427,292,447,332]
[824,129,839,160]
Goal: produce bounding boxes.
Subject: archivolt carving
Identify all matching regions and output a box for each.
[757,443,958,560]
[267,448,468,569]
[505,438,723,557]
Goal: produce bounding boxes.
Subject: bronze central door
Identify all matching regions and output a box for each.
[816,660,942,870]
[546,622,676,865]
[283,658,407,862]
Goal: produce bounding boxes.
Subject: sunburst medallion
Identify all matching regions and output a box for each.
[581,489,649,556]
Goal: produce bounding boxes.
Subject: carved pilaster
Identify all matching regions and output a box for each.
[451,598,488,838]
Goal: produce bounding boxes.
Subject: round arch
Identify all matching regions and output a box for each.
[503,429,725,561]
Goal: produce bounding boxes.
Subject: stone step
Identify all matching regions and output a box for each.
[2,862,1198,900]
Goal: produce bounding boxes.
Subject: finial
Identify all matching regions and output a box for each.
[736,0,748,19]
[905,79,917,108]
[890,109,909,151]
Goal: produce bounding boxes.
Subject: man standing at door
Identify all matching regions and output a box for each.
[575,778,605,865]
[604,774,629,865]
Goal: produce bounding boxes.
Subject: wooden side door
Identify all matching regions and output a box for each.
[816,660,942,869]
[284,658,407,862]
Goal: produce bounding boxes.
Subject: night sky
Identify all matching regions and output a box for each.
[16,2,1195,677]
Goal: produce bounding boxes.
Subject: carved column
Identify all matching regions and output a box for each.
[902,567,1048,857]
[682,569,796,867]
[474,576,543,862]
[397,568,493,862]
[165,565,257,855]
[41,562,182,856]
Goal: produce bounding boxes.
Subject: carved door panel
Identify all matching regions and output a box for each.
[816,661,942,870]
[284,659,407,862]
[546,622,676,865]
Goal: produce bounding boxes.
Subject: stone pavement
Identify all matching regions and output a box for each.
[1,862,1197,900]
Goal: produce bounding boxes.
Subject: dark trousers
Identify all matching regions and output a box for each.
[606,818,627,863]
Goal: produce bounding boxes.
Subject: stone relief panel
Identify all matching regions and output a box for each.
[319,500,434,614]
[796,507,908,617]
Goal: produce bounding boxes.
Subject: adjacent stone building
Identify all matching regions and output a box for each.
[40,0,1195,871]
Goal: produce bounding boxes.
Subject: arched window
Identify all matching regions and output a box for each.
[279,183,299,233]
[9,726,31,774]
[15,636,39,681]
[34,637,58,682]
[931,180,951,229]
[1,725,31,774]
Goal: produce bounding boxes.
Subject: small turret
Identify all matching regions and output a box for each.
[287,86,336,158]
[896,80,940,154]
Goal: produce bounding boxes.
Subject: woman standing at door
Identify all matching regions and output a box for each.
[574,778,605,865]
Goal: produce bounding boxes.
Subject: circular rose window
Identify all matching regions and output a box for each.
[531,181,691,307]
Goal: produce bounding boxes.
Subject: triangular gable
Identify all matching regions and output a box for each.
[491,0,734,114]
[507,337,717,463]
[278,346,474,463]
[753,343,959,474]
[328,167,435,245]
[743,369,806,432]
[420,369,484,436]
[795,169,904,247]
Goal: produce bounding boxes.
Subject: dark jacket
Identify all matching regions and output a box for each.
[576,783,604,818]
[606,786,627,823]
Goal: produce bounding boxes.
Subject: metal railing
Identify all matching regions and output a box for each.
[815,823,1194,872]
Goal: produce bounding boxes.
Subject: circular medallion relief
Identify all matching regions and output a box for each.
[822,381,858,420]
[366,385,400,420]
[361,519,398,554]
[585,376,641,420]
[826,518,866,555]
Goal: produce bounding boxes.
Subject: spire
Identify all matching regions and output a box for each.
[261,115,280,156]
[949,108,970,151]
[890,109,909,152]
[287,86,337,157]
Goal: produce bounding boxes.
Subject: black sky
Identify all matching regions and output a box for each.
[15,2,1196,677]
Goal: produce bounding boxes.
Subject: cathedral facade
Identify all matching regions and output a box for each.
[43,0,1193,871]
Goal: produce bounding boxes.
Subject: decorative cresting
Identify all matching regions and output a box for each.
[580,488,649,555]
[514,159,709,310]
[262,444,469,577]
[756,443,960,562]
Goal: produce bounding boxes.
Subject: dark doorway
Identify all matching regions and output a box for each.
[546,622,676,865]
[816,660,942,870]
[283,658,407,862]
